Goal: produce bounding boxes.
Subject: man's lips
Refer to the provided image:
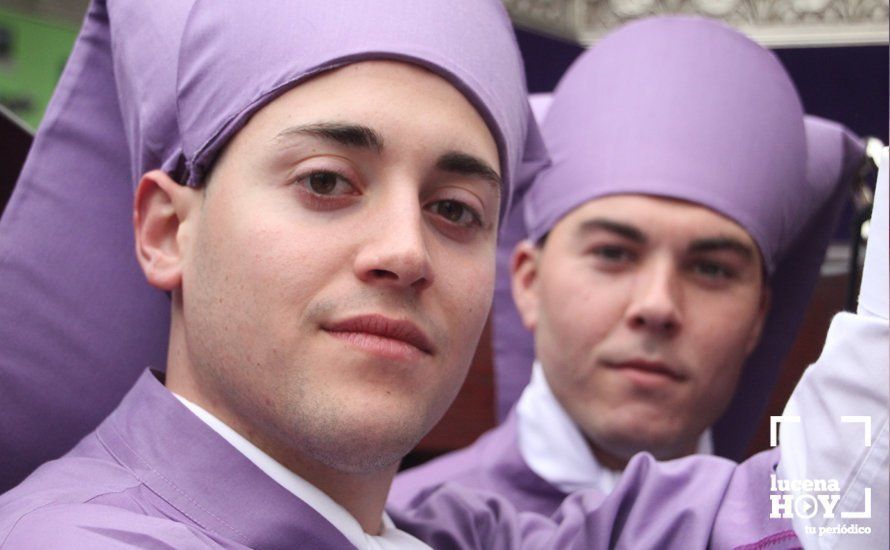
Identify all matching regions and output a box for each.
[602,358,685,382]
[322,314,435,357]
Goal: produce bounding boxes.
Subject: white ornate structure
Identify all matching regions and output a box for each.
[3,0,887,47]
[504,0,889,46]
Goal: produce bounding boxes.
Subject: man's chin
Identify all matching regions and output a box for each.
[295,406,433,475]
[309,442,409,475]
[588,422,689,463]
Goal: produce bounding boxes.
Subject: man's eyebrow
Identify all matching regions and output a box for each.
[436,152,502,194]
[688,237,755,260]
[274,122,384,152]
[577,218,647,243]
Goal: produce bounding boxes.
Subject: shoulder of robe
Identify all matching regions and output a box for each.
[1,503,223,549]
[392,482,559,550]
[391,422,516,510]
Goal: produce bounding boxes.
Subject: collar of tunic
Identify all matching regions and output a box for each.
[516,361,713,495]
[171,392,429,550]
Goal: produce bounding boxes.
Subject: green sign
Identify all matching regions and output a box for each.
[0,9,78,130]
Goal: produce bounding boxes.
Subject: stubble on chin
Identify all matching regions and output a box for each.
[279,387,430,474]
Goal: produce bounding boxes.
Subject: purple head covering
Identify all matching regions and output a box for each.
[493,17,865,460]
[123,0,542,220]
[0,0,545,492]
[527,16,807,269]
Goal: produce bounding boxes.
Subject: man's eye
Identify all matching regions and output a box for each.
[592,246,633,263]
[692,261,734,279]
[429,200,482,227]
[300,171,355,196]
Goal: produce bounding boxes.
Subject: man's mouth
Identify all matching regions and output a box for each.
[602,358,686,383]
[322,314,435,361]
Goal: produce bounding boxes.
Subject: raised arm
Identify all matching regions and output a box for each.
[777,148,889,549]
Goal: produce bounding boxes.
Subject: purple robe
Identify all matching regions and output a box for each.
[0,370,798,549]
[390,442,799,549]
[391,413,800,549]
[0,370,353,548]
[391,414,569,516]
[0,0,172,492]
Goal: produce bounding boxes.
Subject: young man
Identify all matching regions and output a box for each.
[0,0,542,494]
[392,149,889,549]
[392,14,879,526]
[0,1,540,546]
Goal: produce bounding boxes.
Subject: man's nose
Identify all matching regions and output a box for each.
[353,195,433,292]
[625,258,682,336]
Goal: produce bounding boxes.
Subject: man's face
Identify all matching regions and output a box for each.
[177,61,500,473]
[513,195,769,464]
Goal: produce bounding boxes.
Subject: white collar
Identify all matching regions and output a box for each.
[516,361,713,495]
[172,393,430,550]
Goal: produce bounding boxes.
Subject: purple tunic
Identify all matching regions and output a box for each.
[392,415,800,549]
[0,0,172,492]
[390,444,799,549]
[0,370,352,549]
[391,414,569,516]
[0,370,798,549]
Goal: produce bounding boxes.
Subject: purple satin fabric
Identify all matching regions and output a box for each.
[391,443,799,549]
[0,369,798,549]
[0,0,545,493]
[392,413,570,516]
[0,370,354,548]
[391,412,799,548]
[0,1,172,492]
[492,18,865,460]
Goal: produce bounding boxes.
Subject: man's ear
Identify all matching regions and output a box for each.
[511,240,542,331]
[745,285,772,355]
[133,170,201,291]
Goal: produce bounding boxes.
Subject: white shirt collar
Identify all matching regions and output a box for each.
[516,361,713,495]
[172,393,430,550]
